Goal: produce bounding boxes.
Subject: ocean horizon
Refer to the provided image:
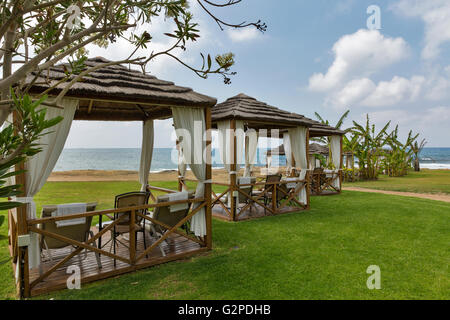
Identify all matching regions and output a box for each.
[53,147,450,172]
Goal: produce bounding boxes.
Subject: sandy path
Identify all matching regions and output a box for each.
[343,187,450,203]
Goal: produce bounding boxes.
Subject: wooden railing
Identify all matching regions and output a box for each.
[8,209,18,265]
[12,191,208,296]
[311,170,342,195]
[209,173,311,221]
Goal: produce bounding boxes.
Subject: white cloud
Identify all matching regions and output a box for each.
[227,28,262,42]
[425,75,450,101]
[369,106,450,130]
[392,0,450,60]
[369,107,450,128]
[329,75,425,108]
[355,106,450,146]
[308,29,409,91]
[330,78,376,108]
[362,76,425,107]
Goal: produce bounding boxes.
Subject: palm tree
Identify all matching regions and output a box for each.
[410,138,427,172]
[314,110,350,145]
[313,110,350,165]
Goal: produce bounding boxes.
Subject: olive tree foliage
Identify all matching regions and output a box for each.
[0,0,266,124]
[0,0,266,209]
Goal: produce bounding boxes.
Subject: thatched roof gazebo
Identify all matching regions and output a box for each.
[10,57,216,298]
[210,93,345,208]
[196,93,315,222]
[211,93,315,130]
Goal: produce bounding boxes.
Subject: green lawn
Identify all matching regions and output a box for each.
[345,169,450,194]
[1,181,449,300]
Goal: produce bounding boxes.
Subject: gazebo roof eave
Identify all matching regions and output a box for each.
[31,92,215,122]
[211,116,313,130]
[309,129,345,137]
[25,56,217,122]
[211,93,316,129]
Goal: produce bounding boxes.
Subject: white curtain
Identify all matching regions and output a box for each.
[283,133,293,169]
[288,126,308,204]
[21,98,78,269]
[331,135,342,189]
[244,129,258,176]
[217,121,231,173]
[217,120,244,173]
[235,121,244,172]
[289,127,308,170]
[172,106,207,237]
[309,155,316,170]
[177,142,188,191]
[298,169,308,205]
[218,120,244,207]
[266,155,272,168]
[139,120,154,191]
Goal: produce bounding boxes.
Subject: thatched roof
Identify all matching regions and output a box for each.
[211,94,315,129]
[267,143,329,156]
[309,122,345,137]
[26,57,217,121]
[211,94,344,136]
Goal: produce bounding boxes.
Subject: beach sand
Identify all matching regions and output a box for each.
[48,167,288,183]
[49,169,240,183]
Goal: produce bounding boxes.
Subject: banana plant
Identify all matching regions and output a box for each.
[343,133,359,181]
[350,115,390,180]
[410,138,427,172]
[384,127,418,177]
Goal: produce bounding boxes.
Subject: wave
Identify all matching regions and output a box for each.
[419,163,450,170]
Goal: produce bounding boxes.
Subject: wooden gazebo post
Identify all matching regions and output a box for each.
[176,139,183,192]
[291,153,296,177]
[339,135,343,193]
[204,107,213,249]
[230,119,237,222]
[12,110,30,298]
[306,129,311,209]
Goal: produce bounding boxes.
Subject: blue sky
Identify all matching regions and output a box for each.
[66,0,450,148]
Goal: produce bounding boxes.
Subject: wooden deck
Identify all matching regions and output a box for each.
[212,203,306,222]
[312,189,340,196]
[28,227,204,297]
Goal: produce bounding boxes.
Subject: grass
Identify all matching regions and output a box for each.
[1,181,449,300]
[345,169,450,195]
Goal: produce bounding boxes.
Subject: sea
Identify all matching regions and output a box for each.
[53,147,450,172]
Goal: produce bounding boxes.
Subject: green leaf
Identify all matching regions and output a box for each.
[0,201,24,210]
